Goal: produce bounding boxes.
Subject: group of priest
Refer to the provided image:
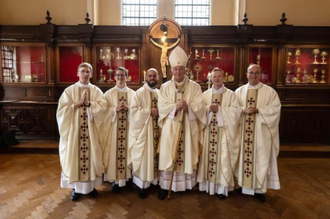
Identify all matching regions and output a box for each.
[56,46,281,203]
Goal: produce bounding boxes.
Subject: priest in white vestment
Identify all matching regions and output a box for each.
[197,68,241,199]
[157,46,206,200]
[129,68,160,199]
[57,62,107,201]
[235,64,281,203]
[102,67,135,193]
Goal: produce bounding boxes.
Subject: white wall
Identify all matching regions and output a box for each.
[1,0,330,26]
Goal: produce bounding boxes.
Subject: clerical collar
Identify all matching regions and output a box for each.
[212,84,225,94]
[144,83,157,92]
[115,84,127,92]
[78,82,90,87]
[175,79,185,86]
[247,82,262,89]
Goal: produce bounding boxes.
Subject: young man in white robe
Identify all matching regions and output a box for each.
[235,64,281,203]
[102,67,135,193]
[157,46,206,200]
[129,68,160,199]
[57,62,107,201]
[197,68,241,199]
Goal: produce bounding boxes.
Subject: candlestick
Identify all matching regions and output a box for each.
[207,72,211,89]
[143,70,146,84]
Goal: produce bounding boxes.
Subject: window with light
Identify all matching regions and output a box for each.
[122,0,158,26]
[175,0,210,26]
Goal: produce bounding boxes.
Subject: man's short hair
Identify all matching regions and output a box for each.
[211,67,224,77]
[147,68,159,74]
[78,62,93,73]
[247,64,261,72]
[115,67,128,76]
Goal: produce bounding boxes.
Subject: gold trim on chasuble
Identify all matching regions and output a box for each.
[150,92,160,178]
[207,93,222,183]
[242,89,258,188]
[175,82,186,172]
[116,92,128,179]
[78,87,91,181]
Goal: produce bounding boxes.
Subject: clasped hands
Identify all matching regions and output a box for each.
[150,108,159,118]
[244,106,258,115]
[176,100,188,112]
[116,101,128,111]
[80,89,90,106]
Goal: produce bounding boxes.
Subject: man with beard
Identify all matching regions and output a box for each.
[57,62,106,201]
[102,67,135,193]
[157,46,206,200]
[129,68,161,199]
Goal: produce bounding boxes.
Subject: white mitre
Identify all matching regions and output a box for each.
[169,46,188,68]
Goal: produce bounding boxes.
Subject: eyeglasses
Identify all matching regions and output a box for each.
[79,70,91,74]
[115,74,126,77]
[248,71,260,75]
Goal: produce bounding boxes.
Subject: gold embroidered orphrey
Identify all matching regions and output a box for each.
[207,93,223,183]
[116,92,128,179]
[150,91,160,177]
[78,87,91,181]
[242,89,258,188]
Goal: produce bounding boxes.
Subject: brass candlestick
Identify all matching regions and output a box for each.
[130,49,137,60]
[320,70,326,83]
[256,55,261,66]
[312,69,318,83]
[194,49,199,60]
[216,49,221,60]
[295,68,301,83]
[107,68,113,82]
[312,49,320,64]
[321,51,328,64]
[295,49,301,64]
[116,47,122,59]
[99,69,105,83]
[124,49,129,59]
[201,49,206,59]
[208,48,214,60]
[287,52,292,64]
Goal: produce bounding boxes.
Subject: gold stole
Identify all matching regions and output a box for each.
[78,87,91,181]
[207,93,222,183]
[150,92,159,178]
[116,92,128,180]
[242,89,258,188]
[175,82,185,172]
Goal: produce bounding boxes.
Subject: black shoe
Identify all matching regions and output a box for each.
[157,189,168,200]
[88,188,98,198]
[70,189,81,201]
[126,179,133,191]
[112,183,119,194]
[255,193,266,203]
[138,188,148,199]
[235,187,242,194]
[218,194,227,200]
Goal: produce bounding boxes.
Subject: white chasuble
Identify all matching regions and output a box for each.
[197,87,241,195]
[129,84,160,187]
[235,83,281,194]
[57,82,106,193]
[158,78,206,191]
[102,86,135,183]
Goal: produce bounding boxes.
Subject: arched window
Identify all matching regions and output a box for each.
[122,0,158,26]
[175,0,210,26]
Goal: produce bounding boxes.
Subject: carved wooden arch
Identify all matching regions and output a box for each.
[148,18,182,38]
